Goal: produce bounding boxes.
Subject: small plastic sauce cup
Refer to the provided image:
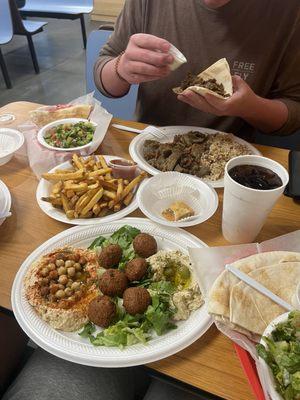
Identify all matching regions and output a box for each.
[108,158,137,180]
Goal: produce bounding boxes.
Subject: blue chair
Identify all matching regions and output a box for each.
[86,28,138,120]
[0,0,14,88]
[19,0,93,48]
[9,0,47,74]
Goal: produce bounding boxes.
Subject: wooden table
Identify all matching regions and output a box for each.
[1,101,299,400]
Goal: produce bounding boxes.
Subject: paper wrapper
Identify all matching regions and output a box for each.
[188,229,300,400]
[18,93,112,179]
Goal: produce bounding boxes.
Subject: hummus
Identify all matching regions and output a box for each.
[147,250,203,320]
[24,247,100,332]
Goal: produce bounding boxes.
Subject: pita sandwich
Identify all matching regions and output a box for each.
[30,104,93,127]
[208,251,300,320]
[173,58,233,99]
[230,262,300,335]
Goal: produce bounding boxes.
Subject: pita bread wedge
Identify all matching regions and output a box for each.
[230,262,300,335]
[30,104,93,127]
[173,58,233,99]
[208,251,300,321]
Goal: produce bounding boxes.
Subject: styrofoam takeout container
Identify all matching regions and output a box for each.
[0,128,24,166]
[0,180,11,226]
[37,118,98,153]
[137,172,218,227]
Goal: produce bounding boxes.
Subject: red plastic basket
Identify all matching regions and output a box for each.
[234,343,265,400]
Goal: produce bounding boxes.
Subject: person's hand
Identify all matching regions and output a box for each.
[177,75,258,118]
[117,34,174,84]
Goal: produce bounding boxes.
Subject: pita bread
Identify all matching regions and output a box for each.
[173,58,233,99]
[208,251,300,320]
[230,262,300,335]
[30,104,92,127]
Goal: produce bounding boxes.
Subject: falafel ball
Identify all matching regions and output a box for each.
[125,258,147,282]
[123,287,151,315]
[99,269,128,297]
[133,233,157,258]
[98,244,122,268]
[87,295,116,328]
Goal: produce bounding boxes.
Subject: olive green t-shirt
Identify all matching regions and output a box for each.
[94,0,300,139]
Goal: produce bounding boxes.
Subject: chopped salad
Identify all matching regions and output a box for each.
[257,311,300,400]
[44,121,95,148]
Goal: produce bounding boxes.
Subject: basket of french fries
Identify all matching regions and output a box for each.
[36,154,147,225]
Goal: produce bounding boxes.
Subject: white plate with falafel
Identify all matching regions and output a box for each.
[12,217,213,367]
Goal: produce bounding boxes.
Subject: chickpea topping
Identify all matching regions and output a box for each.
[49,270,58,280]
[58,275,68,285]
[71,281,80,291]
[73,254,80,262]
[40,277,49,286]
[40,267,49,277]
[65,260,74,268]
[55,259,65,267]
[57,266,67,276]
[67,267,76,277]
[48,263,56,271]
[79,257,86,265]
[55,289,65,299]
[64,288,73,297]
[68,295,75,302]
[40,286,50,297]
[75,272,82,280]
[66,280,73,288]
[74,263,81,271]
[50,284,60,294]
[58,283,65,290]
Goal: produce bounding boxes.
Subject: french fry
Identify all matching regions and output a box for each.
[92,203,101,216]
[66,210,75,219]
[98,208,109,217]
[42,169,84,181]
[123,192,134,206]
[88,168,112,178]
[66,190,75,198]
[101,180,118,191]
[70,195,79,207]
[120,172,147,200]
[80,188,104,216]
[52,181,63,194]
[98,155,112,179]
[103,190,117,200]
[61,194,71,214]
[75,189,98,213]
[72,154,84,170]
[114,204,121,212]
[64,182,88,192]
[87,181,100,190]
[41,197,62,206]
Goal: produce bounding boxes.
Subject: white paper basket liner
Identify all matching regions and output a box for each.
[0,180,11,225]
[137,172,218,227]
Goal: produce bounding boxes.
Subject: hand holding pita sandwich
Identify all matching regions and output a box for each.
[178,75,257,117]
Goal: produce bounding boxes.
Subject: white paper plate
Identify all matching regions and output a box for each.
[129,126,261,188]
[258,312,289,400]
[137,172,218,227]
[0,180,11,225]
[12,217,213,367]
[36,155,142,226]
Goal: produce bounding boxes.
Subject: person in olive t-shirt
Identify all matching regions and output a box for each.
[94,0,300,140]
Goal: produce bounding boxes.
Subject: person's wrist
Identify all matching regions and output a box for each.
[238,93,262,119]
[115,53,129,86]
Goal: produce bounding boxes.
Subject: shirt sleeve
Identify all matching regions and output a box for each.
[269,10,300,136]
[93,0,145,97]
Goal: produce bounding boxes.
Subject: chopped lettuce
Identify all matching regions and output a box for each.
[88,225,141,269]
[257,311,300,400]
[79,282,177,348]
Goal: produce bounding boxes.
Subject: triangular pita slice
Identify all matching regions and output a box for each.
[208,251,300,320]
[230,262,300,335]
[173,58,233,99]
